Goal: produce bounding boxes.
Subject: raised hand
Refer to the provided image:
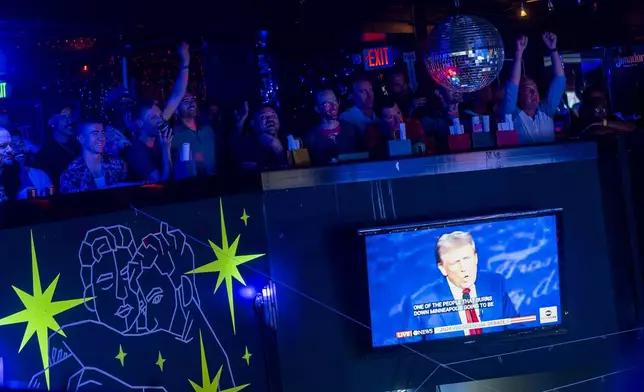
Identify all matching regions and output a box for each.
[159,127,173,153]
[235,101,250,124]
[516,35,529,54]
[179,42,190,66]
[542,32,557,50]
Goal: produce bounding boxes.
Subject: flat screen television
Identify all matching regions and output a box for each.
[359,209,564,348]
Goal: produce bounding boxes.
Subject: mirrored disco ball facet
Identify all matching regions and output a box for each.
[425,15,505,93]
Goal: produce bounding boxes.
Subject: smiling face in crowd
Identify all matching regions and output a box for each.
[255,106,280,136]
[519,77,540,112]
[315,89,340,121]
[178,92,198,119]
[78,122,106,154]
[11,133,26,162]
[0,128,14,167]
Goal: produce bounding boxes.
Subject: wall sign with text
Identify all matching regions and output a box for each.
[0,81,9,99]
[363,47,396,71]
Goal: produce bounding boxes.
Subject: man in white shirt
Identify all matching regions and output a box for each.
[501,32,566,145]
[339,75,379,135]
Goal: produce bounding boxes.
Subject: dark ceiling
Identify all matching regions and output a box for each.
[0,0,642,48]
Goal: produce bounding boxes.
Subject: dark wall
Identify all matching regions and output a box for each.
[204,40,259,112]
[264,159,631,392]
[0,195,276,392]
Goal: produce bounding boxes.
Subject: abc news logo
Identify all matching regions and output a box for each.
[539,306,558,324]
[395,329,434,339]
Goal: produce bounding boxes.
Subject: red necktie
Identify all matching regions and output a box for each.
[462,288,482,335]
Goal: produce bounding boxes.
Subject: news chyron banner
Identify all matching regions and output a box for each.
[395,295,542,339]
[365,214,562,347]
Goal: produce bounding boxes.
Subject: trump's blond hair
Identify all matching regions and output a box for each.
[435,231,476,265]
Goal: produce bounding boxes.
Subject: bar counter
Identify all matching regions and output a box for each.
[0,142,596,229]
[262,141,597,191]
[1,139,637,392]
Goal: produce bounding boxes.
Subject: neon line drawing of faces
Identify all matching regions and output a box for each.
[80,227,141,333]
[80,224,196,338]
[132,230,195,338]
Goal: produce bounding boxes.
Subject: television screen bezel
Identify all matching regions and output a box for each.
[357,208,568,352]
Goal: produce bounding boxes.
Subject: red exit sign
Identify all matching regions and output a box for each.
[363,47,395,70]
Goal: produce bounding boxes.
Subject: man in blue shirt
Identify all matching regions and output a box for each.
[501,32,566,145]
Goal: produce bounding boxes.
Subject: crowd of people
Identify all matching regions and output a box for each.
[0,33,638,203]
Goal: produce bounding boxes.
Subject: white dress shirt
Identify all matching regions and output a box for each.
[447,279,480,336]
[339,106,379,135]
[515,110,556,145]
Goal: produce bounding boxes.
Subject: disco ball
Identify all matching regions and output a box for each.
[425,15,505,93]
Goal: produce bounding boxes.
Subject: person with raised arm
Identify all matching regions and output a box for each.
[126,100,174,182]
[126,42,189,182]
[501,32,566,144]
[170,44,218,177]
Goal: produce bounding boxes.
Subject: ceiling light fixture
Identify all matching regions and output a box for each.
[520,2,528,17]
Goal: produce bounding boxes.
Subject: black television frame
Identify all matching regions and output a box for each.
[357,208,568,353]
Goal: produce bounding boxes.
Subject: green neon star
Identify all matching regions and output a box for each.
[0,231,93,390]
[186,199,264,334]
[189,331,250,392]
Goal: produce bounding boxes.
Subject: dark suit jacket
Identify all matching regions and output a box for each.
[405,270,518,342]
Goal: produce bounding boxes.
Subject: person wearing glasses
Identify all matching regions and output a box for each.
[306,88,358,165]
[0,127,52,203]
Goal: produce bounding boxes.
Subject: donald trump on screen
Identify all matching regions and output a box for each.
[406,231,518,340]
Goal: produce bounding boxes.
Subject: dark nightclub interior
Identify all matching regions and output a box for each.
[0,0,643,391]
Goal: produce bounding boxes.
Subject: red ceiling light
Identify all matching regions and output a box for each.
[362,32,387,43]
